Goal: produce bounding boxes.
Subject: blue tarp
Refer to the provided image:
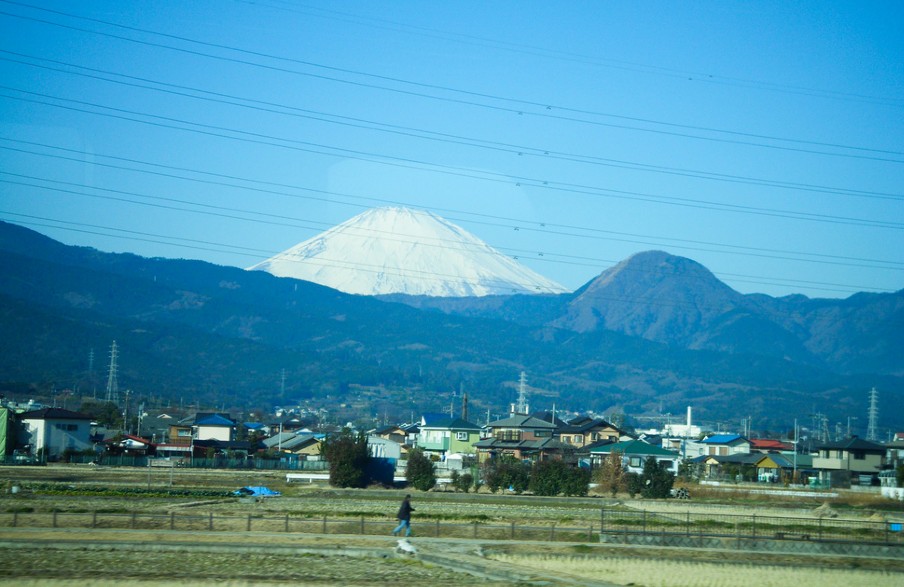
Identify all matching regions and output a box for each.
[233,486,281,497]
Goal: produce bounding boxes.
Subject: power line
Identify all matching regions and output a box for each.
[1,3,901,162]
[3,139,903,271]
[0,137,904,268]
[3,90,902,232]
[249,0,903,108]
[3,50,902,201]
[2,212,894,297]
[3,171,902,296]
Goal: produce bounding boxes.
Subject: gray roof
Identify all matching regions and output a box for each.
[486,415,557,429]
[815,436,887,452]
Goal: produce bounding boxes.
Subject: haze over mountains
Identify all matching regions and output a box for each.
[1,219,901,433]
[248,207,567,297]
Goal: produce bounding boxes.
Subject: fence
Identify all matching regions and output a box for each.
[0,510,596,542]
[599,507,904,545]
[0,455,331,471]
[2,508,902,547]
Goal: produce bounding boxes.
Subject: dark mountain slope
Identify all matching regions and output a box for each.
[393,250,902,376]
[0,222,899,429]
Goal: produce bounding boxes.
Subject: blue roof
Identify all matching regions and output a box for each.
[703,434,745,444]
[196,414,234,427]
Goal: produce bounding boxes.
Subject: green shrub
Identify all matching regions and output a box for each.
[405,448,436,491]
[320,428,370,489]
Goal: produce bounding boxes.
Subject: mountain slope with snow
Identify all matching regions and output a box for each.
[246,207,567,297]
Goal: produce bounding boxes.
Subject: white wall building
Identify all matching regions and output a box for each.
[19,408,93,458]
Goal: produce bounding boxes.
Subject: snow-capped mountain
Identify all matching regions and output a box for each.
[246,207,567,297]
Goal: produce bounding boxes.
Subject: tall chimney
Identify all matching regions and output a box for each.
[687,406,692,428]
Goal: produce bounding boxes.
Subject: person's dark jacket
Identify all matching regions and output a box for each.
[397,499,414,521]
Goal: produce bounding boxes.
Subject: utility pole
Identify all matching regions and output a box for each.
[122,389,132,434]
[792,419,798,484]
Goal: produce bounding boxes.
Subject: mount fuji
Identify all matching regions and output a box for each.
[246,207,567,297]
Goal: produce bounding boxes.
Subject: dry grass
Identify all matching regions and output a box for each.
[490,553,903,587]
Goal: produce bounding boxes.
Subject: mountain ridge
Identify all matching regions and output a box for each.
[0,221,900,430]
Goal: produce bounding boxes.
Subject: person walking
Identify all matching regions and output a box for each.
[392,494,414,537]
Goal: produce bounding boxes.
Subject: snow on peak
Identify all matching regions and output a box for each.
[247,207,567,297]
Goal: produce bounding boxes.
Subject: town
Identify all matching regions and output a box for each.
[4,379,902,501]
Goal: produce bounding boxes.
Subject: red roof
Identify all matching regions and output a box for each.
[749,438,792,451]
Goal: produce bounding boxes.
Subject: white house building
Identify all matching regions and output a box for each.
[192,413,236,442]
[19,408,93,459]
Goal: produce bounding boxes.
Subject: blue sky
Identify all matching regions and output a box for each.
[1,1,902,298]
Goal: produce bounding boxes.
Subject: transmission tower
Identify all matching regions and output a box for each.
[104,340,119,403]
[510,371,531,415]
[866,387,879,441]
[810,412,830,442]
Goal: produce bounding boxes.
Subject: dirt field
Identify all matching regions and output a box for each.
[2,465,903,586]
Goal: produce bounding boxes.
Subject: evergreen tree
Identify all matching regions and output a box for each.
[405,448,436,491]
[320,428,370,488]
[482,456,530,494]
[639,456,675,499]
[529,459,590,497]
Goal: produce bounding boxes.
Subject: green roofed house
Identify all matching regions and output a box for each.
[589,438,681,475]
[416,414,481,458]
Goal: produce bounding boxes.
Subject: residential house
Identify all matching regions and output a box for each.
[192,438,255,459]
[371,424,409,447]
[749,438,794,454]
[589,438,681,475]
[368,435,402,460]
[812,436,886,486]
[886,438,904,470]
[193,413,236,442]
[702,434,751,456]
[168,420,193,446]
[136,413,174,444]
[263,431,322,459]
[473,414,573,463]
[417,415,482,458]
[692,453,759,481]
[104,433,154,457]
[554,415,625,448]
[18,408,93,459]
[661,436,706,459]
[243,422,270,438]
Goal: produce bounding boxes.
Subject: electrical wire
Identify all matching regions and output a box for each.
[2,212,892,297]
[3,51,902,201]
[3,138,902,271]
[1,3,901,162]
[2,90,902,232]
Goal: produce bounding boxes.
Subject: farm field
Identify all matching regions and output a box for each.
[1,465,903,586]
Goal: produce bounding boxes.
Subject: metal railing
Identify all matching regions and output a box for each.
[2,507,902,547]
[598,507,904,545]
